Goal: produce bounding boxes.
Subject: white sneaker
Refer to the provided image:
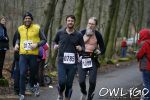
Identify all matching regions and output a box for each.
[80,94,87,100]
[19,94,25,100]
[34,83,40,97]
[57,94,63,100]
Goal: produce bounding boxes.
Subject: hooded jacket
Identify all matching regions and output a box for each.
[136,28,150,71]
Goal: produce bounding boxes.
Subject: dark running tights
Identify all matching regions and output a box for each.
[0,51,6,78]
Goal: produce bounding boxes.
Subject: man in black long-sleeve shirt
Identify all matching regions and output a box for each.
[53,15,85,100]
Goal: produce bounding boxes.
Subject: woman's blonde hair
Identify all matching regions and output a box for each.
[0,16,6,21]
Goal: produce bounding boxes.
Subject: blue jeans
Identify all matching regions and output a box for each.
[121,47,127,57]
[142,70,150,100]
[78,60,98,97]
[11,51,20,94]
[14,60,20,93]
[57,63,77,98]
[19,55,39,95]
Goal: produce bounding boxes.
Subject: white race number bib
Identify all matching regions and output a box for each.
[82,58,92,68]
[63,53,75,64]
[23,40,33,50]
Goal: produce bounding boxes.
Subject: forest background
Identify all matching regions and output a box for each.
[0,0,149,69]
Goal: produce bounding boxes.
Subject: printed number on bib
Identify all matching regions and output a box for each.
[82,58,92,68]
[23,40,33,50]
[63,53,75,64]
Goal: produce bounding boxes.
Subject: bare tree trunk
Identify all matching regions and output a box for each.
[131,0,144,32]
[47,19,54,69]
[137,0,144,32]
[54,0,66,33]
[104,0,116,46]
[21,0,25,15]
[50,0,66,70]
[74,0,84,30]
[120,0,133,38]
[105,0,120,60]
[41,0,57,69]
[2,0,7,16]
[88,0,95,18]
[80,3,88,29]
[42,0,57,36]
[116,0,129,37]
[97,0,103,31]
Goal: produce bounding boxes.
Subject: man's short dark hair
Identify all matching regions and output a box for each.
[66,15,76,21]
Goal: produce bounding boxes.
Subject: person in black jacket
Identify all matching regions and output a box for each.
[11,32,20,94]
[53,15,85,100]
[11,31,19,76]
[0,16,9,78]
[78,17,105,100]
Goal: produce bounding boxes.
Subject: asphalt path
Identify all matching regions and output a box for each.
[26,62,143,100]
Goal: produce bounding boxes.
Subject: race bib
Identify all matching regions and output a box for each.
[82,58,92,68]
[63,53,75,64]
[23,40,33,50]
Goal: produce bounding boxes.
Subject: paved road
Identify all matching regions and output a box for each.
[26,62,142,100]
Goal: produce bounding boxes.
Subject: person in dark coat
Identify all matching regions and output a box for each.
[0,16,9,78]
[11,32,20,94]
